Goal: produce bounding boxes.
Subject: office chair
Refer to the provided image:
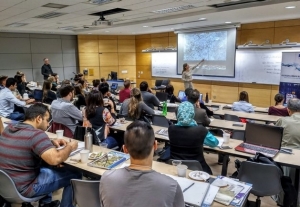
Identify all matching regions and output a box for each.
[224,114,241,122]
[0,170,45,205]
[232,130,245,140]
[71,179,100,207]
[167,159,203,171]
[161,79,170,86]
[155,92,168,102]
[237,161,282,207]
[152,114,169,127]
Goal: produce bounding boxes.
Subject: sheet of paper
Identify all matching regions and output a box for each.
[216,138,224,147]
[202,185,219,207]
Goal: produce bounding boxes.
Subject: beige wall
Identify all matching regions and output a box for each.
[78,18,300,107]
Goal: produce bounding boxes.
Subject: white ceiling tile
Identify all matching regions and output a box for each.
[0,7,29,17]
[0,0,25,8]
[57,3,95,13]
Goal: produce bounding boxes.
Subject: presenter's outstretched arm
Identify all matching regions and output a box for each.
[191,59,205,70]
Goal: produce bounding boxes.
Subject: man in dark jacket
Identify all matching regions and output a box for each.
[41,58,53,80]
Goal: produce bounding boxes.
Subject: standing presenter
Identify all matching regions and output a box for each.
[182,59,204,89]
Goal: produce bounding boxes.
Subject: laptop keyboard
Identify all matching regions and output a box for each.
[241,143,278,155]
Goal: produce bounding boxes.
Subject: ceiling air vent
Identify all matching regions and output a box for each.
[34,12,66,19]
[209,0,267,8]
[5,23,28,27]
[152,5,196,14]
[87,0,122,5]
[42,3,69,9]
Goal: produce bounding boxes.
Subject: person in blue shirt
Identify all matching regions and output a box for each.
[232,91,254,113]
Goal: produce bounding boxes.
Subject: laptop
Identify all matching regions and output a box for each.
[235,122,283,158]
[111,83,118,91]
[178,90,185,100]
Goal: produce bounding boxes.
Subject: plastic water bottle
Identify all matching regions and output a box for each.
[162,101,167,116]
[84,128,93,152]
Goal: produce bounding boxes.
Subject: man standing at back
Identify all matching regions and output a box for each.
[0,103,81,207]
[41,58,53,80]
[119,80,131,103]
[139,81,160,109]
[51,85,82,134]
[100,121,184,207]
[275,98,300,148]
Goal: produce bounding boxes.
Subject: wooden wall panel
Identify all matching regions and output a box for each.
[118,66,136,80]
[236,30,241,45]
[78,35,98,40]
[136,34,151,39]
[136,65,151,79]
[78,39,98,53]
[275,19,300,27]
[118,39,135,52]
[241,21,274,29]
[99,53,118,66]
[274,26,300,43]
[119,53,136,66]
[79,66,99,82]
[270,85,279,105]
[79,53,99,66]
[151,37,169,48]
[151,32,169,38]
[98,40,117,52]
[211,84,239,103]
[136,38,151,52]
[169,36,177,47]
[98,35,117,40]
[100,66,119,79]
[118,35,135,40]
[240,28,274,44]
[136,53,151,66]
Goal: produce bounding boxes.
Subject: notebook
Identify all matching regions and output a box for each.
[235,122,283,158]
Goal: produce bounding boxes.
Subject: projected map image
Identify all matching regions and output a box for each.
[183,31,227,61]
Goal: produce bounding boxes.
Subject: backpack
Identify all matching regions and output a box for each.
[232,153,297,207]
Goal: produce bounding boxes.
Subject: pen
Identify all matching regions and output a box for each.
[183,183,195,192]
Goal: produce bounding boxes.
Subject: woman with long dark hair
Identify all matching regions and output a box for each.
[15,74,27,96]
[42,80,57,104]
[120,88,154,120]
[182,59,204,89]
[84,90,118,149]
[74,84,86,109]
[268,93,289,116]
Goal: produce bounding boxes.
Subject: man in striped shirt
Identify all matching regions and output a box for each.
[0,103,81,207]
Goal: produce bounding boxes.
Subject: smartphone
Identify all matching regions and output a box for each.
[222,146,232,149]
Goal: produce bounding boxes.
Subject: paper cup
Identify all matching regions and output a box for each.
[177,164,188,177]
[100,142,108,148]
[56,130,64,138]
[223,133,230,144]
[80,150,90,163]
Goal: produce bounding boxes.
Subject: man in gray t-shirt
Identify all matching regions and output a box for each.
[100,121,185,207]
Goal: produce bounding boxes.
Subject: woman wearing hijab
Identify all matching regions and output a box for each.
[168,101,218,174]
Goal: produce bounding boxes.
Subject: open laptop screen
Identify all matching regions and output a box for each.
[244,122,283,149]
[178,91,185,100]
[111,83,118,90]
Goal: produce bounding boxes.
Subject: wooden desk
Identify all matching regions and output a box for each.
[205,102,269,114]
[213,110,281,122]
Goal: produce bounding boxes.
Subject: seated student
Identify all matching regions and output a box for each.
[99,82,117,112]
[74,84,86,110]
[56,79,71,98]
[165,84,181,103]
[0,75,8,90]
[78,79,89,96]
[15,74,27,96]
[180,88,192,102]
[92,79,100,91]
[169,101,213,174]
[83,91,118,149]
[51,85,83,134]
[275,98,300,148]
[232,91,254,113]
[48,75,58,92]
[100,121,184,207]
[139,81,160,109]
[72,77,80,86]
[77,73,84,80]
[100,77,106,84]
[269,93,289,116]
[42,80,57,105]
[120,88,154,120]
[0,78,34,121]
[119,80,131,103]
[0,103,81,207]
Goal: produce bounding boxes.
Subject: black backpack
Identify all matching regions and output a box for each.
[232,153,297,207]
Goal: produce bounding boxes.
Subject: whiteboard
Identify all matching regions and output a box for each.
[151,48,300,85]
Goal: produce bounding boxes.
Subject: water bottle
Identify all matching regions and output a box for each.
[205,92,209,103]
[162,101,167,116]
[84,128,93,152]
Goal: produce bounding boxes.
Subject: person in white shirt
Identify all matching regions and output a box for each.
[232,91,254,113]
[0,78,34,120]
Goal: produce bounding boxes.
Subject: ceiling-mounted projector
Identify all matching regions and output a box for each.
[92,14,113,26]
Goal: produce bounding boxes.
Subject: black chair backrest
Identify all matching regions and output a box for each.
[155,80,163,87]
[161,79,170,86]
[156,92,168,102]
[232,130,245,140]
[152,114,169,127]
[224,114,240,122]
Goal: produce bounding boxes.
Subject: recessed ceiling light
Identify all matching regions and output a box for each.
[105,31,109,32]
[285,6,296,9]
[143,26,149,27]
[199,18,207,21]
[225,21,232,24]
